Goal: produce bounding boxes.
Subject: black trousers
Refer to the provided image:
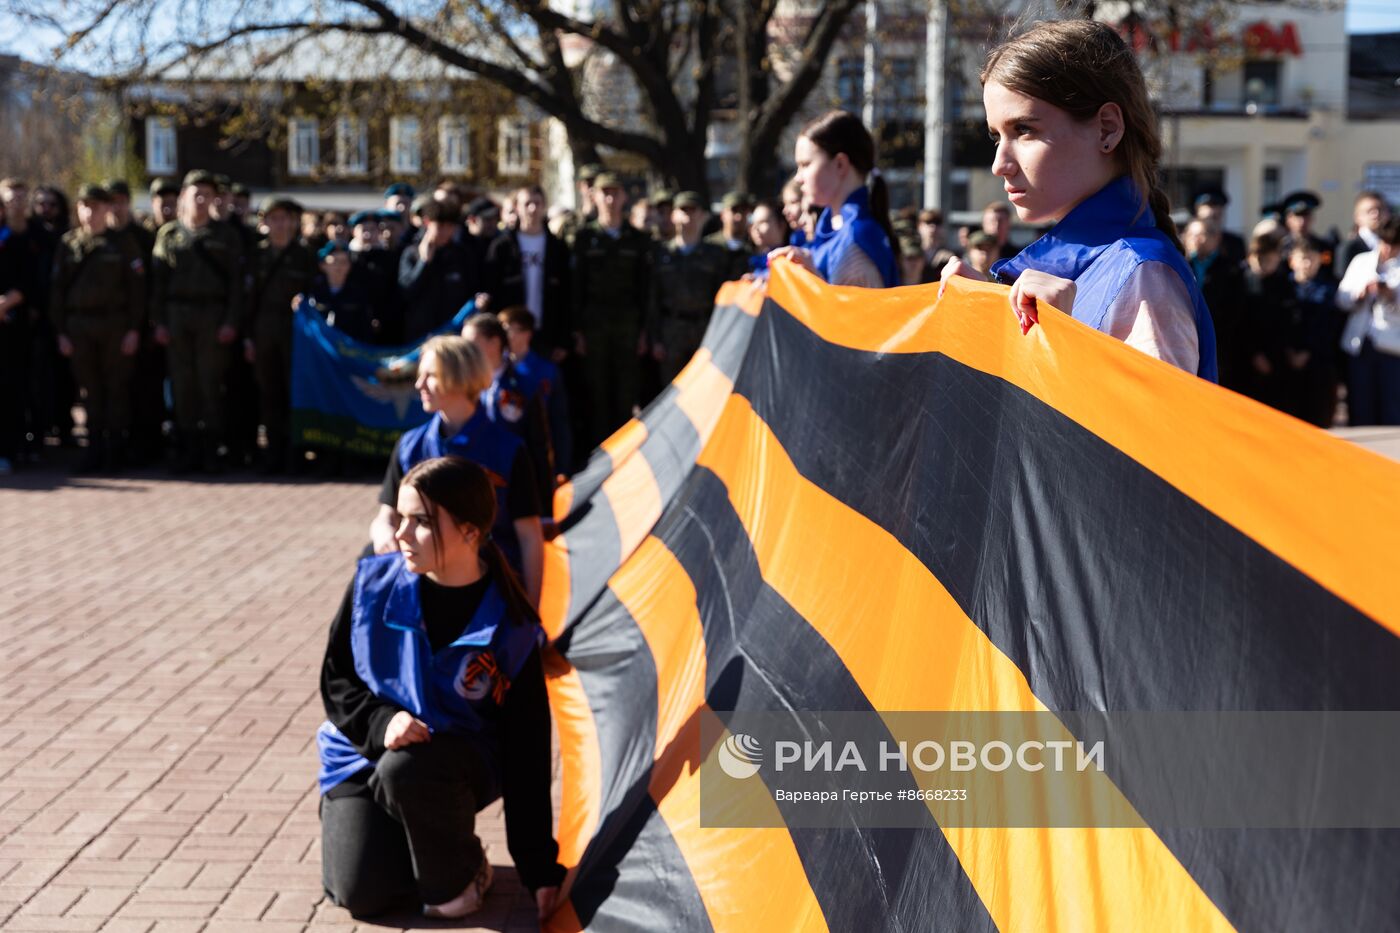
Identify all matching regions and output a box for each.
[320,733,498,917]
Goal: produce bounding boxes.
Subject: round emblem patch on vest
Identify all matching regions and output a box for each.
[498,388,525,423]
[455,652,492,701]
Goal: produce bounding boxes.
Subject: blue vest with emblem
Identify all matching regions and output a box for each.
[990,176,1219,383]
[395,408,525,571]
[510,350,559,402]
[315,552,545,794]
[809,186,898,289]
[481,362,533,439]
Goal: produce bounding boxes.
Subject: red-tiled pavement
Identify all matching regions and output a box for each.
[0,469,550,932]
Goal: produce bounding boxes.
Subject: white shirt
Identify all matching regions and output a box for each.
[518,231,547,328]
[1336,248,1400,356]
[1097,261,1201,375]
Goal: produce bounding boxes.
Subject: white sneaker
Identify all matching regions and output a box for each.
[423,858,493,919]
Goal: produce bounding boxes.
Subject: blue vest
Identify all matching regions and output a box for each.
[991,176,1219,383]
[810,186,898,289]
[510,350,560,403]
[395,408,525,571]
[316,552,545,794]
[481,361,534,437]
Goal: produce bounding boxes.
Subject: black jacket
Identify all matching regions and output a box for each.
[398,240,480,342]
[483,230,573,353]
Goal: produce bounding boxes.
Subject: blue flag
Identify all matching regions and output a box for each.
[290,301,475,457]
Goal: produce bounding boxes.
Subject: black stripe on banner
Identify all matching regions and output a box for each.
[560,302,755,514]
[561,588,712,930]
[737,298,1400,930]
[653,465,998,933]
[704,302,759,383]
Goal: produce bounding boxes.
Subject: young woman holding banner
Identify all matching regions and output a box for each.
[940,20,1218,381]
[770,110,898,289]
[368,335,544,606]
[320,456,563,920]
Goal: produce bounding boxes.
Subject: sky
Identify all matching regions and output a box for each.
[5,1,1400,65]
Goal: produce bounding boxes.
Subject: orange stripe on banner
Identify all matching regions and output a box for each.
[543,897,584,933]
[673,352,737,450]
[600,444,664,567]
[766,259,1400,637]
[715,279,766,317]
[539,531,573,642]
[697,393,1234,933]
[543,647,603,874]
[600,417,649,465]
[552,480,575,524]
[608,537,828,933]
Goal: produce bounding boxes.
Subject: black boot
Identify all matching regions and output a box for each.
[171,431,201,475]
[102,432,126,474]
[74,437,104,474]
[200,432,224,475]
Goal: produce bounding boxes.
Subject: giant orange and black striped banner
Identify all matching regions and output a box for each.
[539,260,1400,932]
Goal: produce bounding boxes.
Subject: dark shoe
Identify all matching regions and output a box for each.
[170,432,201,475]
[74,441,104,474]
[200,435,224,475]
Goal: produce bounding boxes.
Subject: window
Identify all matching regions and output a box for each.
[1243,60,1282,109]
[1263,165,1282,209]
[497,117,530,176]
[288,117,319,176]
[390,116,421,174]
[439,116,470,174]
[145,116,177,175]
[878,58,919,123]
[837,57,863,114]
[335,115,368,175]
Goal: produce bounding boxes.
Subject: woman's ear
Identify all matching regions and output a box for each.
[832,151,852,178]
[1097,102,1125,154]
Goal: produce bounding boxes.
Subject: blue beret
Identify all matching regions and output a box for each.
[317,241,348,261]
[383,182,415,200]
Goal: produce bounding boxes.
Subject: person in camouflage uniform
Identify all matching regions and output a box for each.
[703,190,755,280]
[557,162,602,248]
[50,185,146,472]
[150,170,245,473]
[248,196,317,473]
[130,177,179,464]
[646,192,730,384]
[143,177,179,235]
[570,173,652,448]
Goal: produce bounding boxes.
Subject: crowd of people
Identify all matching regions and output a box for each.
[9,16,1399,924]
[4,101,1395,482]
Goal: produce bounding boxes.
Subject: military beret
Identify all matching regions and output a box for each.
[410,194,431,216]
[673,191,705,209]
[384,182,415,200]
[103,179,131,198]
[650,188,675,205]
[260,196,302,216]
[347,210,375,227]
[592,172,623,190]
[375,208,403,223]
[149,177,179,196]
[578,163,604,183]
[1282,190,1321,215]
[75,183,111,203]
[1193,188,1228,209]
[967,231,998,250]
[721,191,754,210]
[317,241,348,261]
[212,173,231,192]
[181,170,218,190]
[465,197,499,218]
